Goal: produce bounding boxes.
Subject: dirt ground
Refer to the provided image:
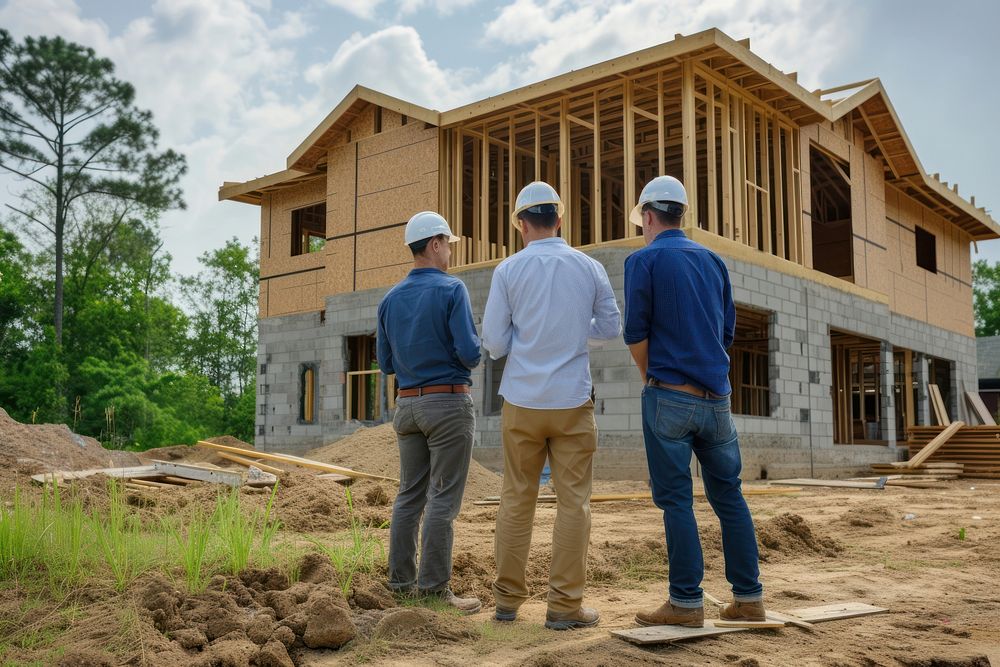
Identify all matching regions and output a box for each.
[2,414,998,666]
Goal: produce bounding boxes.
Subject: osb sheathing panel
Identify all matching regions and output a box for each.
[324,237,354,297]
[355,263,410,291]
[358,122,436,159]
[261,250,325,282]
[326,143,356,238]
[258,280,269,319]
[265,269,325,317]
[885,186,974,336]
[260,178,327,277]
[358,140,435,196]
[355,227,413,271]
[357,176,437,232]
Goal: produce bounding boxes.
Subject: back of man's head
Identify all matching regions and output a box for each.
[409,233,445,256]
[642,201,685,228]
[517,203,559,229]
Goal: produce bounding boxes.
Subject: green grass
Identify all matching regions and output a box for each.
[471,620,548,656]
[308,488,386,596]
[215,484,282,576]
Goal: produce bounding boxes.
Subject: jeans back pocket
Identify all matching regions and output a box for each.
[654,400,696,440]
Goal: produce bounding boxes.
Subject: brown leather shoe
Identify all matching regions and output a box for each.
[421,588,482,615]
[634,601,704,628]
[544,607,600,630]
[719,600,766,622]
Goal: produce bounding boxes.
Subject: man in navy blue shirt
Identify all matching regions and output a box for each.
[377,211,482,614]
[623,176,765,628]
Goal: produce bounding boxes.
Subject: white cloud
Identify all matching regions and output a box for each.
[483,0,846,91]
[305,25,511,110]
[397,0,480,15]
[322,0,385,20]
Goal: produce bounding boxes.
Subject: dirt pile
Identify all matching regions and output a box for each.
[840,502,896,527]
[305,424,503,505]
[139,435,255,466]
[0,408,140,487]
[40,552,408,666]
[755,513,843,560]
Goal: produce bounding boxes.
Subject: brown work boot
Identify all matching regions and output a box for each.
[544,607,600,630]
[634,601,704,628]
[421,588,482,615]
[719,599,766,622]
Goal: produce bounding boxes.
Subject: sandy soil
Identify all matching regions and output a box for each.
[2,415,998,666]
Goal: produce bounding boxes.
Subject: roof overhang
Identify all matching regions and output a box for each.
[218,169,323,205]
[286,85,439,172]
[830,81,999,240]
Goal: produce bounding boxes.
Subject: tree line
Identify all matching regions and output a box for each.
[0,29,256,449]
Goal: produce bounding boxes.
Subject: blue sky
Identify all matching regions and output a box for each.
[1,0,998,275]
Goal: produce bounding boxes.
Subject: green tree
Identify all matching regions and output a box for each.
[181,238,258,440]
[0,29,186,344]
[973,259,1000,337]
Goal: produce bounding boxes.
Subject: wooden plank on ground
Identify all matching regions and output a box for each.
[966,391,997,426]
[195,440,398,483]
[150,460,243,487]
[714,620,785,628]
[317,473,355,485]
[216,451,284,476]
[474,487,800,506]
[771,478,886,490]
[613,603,886,645]
[904,421,964,468]
[31,466,160,485]
[703,591,815,631]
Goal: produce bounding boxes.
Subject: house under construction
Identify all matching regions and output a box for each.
[220,29,998,478]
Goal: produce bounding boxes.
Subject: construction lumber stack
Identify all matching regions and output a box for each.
[904,425,1000,478]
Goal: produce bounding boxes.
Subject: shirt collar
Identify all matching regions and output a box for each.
[527,237,567,246]
[409,267,445,275]
[654,229,686,242]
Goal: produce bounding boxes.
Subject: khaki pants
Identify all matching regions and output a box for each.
[492,400,597,614]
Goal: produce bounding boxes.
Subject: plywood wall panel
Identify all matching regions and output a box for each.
[355,227,414,271]
[357,177,437,232]
[325,238,354,297]
[327,143,356,238]
[355,263,411,291]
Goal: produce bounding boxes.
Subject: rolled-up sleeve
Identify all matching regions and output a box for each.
[449,282,482,369]
[623,253,652,345]
[482,268,513,359]
[376,300,395,375]
[589,259,622,343]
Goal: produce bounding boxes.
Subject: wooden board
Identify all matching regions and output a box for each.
[714,620,785,629]
[31,465,160,485]
[928,384,950,425]
[904,421,963,468]
[965,391,997,426]
[216,452,285,476]
[150,461,243,488]
[613,603,887,645]
[771,478,886,489]
[195,441,398,483]
[703,591,814,631]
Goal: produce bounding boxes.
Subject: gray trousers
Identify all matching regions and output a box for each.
[388,393,475,592]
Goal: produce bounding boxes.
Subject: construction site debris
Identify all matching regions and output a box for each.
[196,440,398,483]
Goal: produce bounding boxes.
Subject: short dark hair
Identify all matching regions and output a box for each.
[642,202,684,227]
[409,233,446,256]
[518,204,558,229]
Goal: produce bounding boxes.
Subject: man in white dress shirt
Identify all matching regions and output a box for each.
[482,181,621,630]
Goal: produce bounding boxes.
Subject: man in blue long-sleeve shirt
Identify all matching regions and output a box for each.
[376,211,482,614]
[623,176,765,629]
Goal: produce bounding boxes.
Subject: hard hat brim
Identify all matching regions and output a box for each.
[629,203,644,227]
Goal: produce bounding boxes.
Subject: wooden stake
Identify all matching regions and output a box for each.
[195,441,398,483]
[216,451,284,476]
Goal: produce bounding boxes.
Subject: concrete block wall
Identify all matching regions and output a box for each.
[255,245,977,479]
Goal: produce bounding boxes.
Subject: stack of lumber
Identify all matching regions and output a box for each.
[869,462,962,478]
[905,425,1000,479]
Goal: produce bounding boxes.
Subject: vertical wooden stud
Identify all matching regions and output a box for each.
[681,60,698,230]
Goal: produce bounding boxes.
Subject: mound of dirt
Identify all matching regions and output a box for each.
[840,502,896,527]
[139,435,255,466]
[0,408,140,487]
[305,424,502,505]
[755,513,843,560]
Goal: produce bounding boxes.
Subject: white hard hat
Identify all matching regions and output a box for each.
[510,181,565,231]
[629,175,689,226]
[403,211,460,246]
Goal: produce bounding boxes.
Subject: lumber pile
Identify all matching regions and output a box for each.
[903,425,1000,478]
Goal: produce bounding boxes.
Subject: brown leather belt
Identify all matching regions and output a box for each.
[647,377,725,400]
[397,384,471,398]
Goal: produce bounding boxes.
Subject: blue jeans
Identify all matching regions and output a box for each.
[641,385,763,608]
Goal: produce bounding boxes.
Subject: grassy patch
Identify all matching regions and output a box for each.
[471,619,549,655]
[308,488,386,596]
